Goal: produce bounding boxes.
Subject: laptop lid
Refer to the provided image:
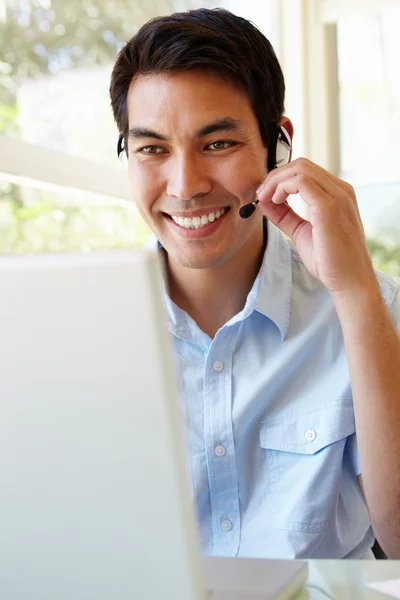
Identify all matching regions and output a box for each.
[0,250,205,600]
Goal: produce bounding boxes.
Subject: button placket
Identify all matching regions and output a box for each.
[205,332,240,555]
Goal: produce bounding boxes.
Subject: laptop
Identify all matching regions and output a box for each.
[0,250,307,600]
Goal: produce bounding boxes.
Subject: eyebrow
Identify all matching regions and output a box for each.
[128,117,246,142]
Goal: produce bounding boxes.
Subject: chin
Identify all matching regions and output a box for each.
[161,232,238,270]
[172,249,228,270]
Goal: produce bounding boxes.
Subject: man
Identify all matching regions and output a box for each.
[109,8,400,559]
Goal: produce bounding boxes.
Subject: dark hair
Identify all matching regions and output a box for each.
[110,7,285,170]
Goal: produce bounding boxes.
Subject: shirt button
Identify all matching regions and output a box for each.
[305,429,316,442]
[215,445,226,457]
[213,361,224,372]
[220,519,232,532]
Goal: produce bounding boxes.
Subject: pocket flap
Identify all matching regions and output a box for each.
[259,398,355,455]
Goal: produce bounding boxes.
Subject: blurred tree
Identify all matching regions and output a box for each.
[367,236,400,279]
[0,192,151,252]
[0,0,214,127]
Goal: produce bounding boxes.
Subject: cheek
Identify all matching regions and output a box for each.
[128,163,160,213]
[218,153,266,201]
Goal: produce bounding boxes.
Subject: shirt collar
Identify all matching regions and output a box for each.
[221,220,292,340]
[144,219,293,341]
[253,220,292,340]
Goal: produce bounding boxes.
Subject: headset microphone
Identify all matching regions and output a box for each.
[239,200,259,218]
[239,124,291,219]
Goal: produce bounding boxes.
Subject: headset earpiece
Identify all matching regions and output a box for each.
[117,133,128,167]
[275,125,291,167]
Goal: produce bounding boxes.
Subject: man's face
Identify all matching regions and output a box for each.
[126,70,268,269]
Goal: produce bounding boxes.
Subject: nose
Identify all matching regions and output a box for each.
[166,153,212,200]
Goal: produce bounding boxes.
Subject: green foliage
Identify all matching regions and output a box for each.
[0,104,19,134]
[0,0,214,108]
[367,237,400,278]
[0,194,151,254]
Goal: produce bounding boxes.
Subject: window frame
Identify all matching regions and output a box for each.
[0,135,130,204]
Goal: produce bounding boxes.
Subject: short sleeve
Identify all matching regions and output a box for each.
[345,431,362,477]
[388,284,400,335]
[376,271,400,334]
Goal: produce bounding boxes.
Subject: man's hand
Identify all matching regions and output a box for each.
[256,158,377,296]
[257,158,400,558]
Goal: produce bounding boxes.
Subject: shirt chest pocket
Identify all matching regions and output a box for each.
[259,399,356,533]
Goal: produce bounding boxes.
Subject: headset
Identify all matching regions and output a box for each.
[273,124,291,169]
[239,123,291,218]
[116,123,292,219]
[117,133,128,164]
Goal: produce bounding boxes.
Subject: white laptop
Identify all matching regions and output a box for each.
[0,250,307,600]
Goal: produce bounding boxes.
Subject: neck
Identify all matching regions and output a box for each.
[165,221,265,339]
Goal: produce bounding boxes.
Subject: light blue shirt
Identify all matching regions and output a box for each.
[151,220,400,559]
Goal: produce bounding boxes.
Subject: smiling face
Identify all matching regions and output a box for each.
[126,69,268,270]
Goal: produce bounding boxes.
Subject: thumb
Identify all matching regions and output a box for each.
[259,200,306,241]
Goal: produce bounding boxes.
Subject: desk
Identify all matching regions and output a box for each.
[295,560,400,599]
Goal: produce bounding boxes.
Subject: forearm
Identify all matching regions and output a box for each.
[333,282,400,558]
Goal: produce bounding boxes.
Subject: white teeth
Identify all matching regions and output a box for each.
[170,208,226,229]
[192,216,201,228]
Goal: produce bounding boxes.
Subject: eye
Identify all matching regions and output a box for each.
[137,145,167,155]
[206,140,238,151]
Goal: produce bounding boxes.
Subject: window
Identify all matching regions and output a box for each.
[336,4,400,276]
[1,0,229,252]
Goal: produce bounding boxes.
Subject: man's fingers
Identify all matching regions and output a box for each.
[258,159,352,206]
[263,174,330,210]
[259,197,308,242]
